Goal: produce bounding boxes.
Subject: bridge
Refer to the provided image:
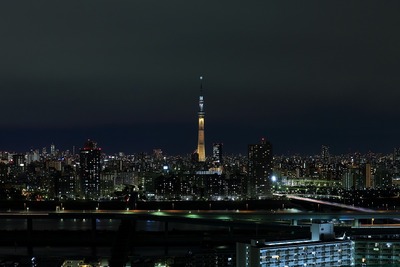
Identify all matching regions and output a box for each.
[0,208,398,226]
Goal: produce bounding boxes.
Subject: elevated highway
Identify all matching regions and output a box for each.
[0,209,398,225]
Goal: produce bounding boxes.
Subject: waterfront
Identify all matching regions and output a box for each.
[0,215,307,266]
[0,218,229,232]
[0,205,315,266]
[2,204,400,266]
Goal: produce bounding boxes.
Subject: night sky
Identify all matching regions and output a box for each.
[1,1,400,156]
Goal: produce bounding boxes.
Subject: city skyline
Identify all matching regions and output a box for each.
[1,1,400,155]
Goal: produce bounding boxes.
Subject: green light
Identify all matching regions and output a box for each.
[153,211,167,216]
[186,214,201,219]
[217,216,231,221]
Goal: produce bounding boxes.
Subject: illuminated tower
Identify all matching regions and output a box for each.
[197,76,206,162]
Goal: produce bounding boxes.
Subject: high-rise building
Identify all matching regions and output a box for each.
[12,154,25,174]
[394,147,400,162]
[153,149,163,160]
[197,76,206,162]
[321,145,330,164]
[342,170,355,190]
[248,138,273,198]
[374,167,391,188]
[50,143,56,156]
[56,165,76,199]
[212,143,223,164]
[27,149,40,164]
[12,154,25,167]
[80,139,101,200]
[365,163,373,188]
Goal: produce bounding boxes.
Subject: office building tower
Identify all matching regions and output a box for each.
[50,143,56,156]
[374,167,391,188]
[56,165,76,199]
[394,148,400,162]
[321,145,330,164]
[197,76,206,162]
[80,139,101,200]
[42,147,47,157]
[0,152,9,163]
[248,138,273,198]
[354,167,365,190]
[153,149,163,160]
[237,223,354,267]
[212,143,223,164]
[0,163,7,185]
[12,154,25,167]
[27,149,40,164]
[11,154,26,174]
[342,171,355,190]
[100,172,115,199]
[365,163,372,188]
